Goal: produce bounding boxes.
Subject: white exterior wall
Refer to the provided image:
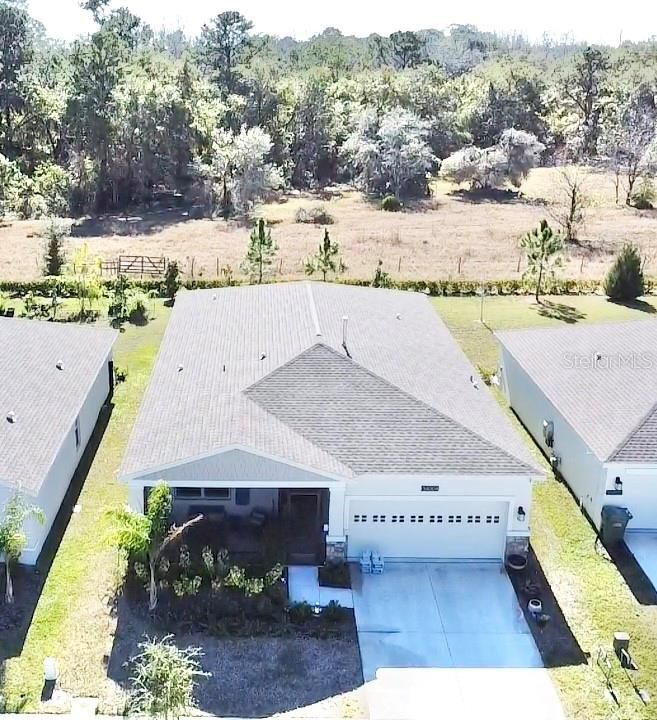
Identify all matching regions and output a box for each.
[18,352,113,564]
[501,347,606,528]
[604,463,657,530]
[345,473,532,554]
[125,449,534,561]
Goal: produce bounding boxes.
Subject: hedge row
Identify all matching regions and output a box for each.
[1,276,655,298]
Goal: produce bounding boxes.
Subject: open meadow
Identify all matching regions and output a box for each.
[2,167,657,284]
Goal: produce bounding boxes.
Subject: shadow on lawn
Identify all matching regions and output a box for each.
[71,204,208,238]
[608,298,657,314]
[508,546,588,668]
[603,540,657,606]
[0,401,113,669]
[535,300,586,324]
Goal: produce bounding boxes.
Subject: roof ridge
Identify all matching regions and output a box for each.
[305,281,322,338]
[245,343,539,475]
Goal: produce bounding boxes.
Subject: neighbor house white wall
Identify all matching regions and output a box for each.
[604,462,657,530]
[501,347,606,528]
[19,353,113,564]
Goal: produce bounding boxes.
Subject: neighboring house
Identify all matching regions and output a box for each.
[0,318,117,564]
[120,283,542,565]
[498,320,657,532]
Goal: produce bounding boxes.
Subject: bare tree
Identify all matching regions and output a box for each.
[548,167,587,243]
[601,101,656,206]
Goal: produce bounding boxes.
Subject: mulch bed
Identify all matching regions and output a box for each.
[0,565,44,661]
[106,593,362,717]
[508,546,588,668]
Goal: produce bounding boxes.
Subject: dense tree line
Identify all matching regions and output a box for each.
[1,0,656,218]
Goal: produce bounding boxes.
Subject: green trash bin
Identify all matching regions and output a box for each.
[601,505,633,545]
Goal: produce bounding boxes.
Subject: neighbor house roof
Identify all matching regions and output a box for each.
[121,283,541,480]
[0,318,118,494]
[498,319,657,463]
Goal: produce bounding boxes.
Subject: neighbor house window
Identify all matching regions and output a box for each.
[74,417,81,449]
[204,488,231,500]
[174,487,202,498]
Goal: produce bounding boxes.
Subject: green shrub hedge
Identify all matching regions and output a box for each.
[2,275,656,298]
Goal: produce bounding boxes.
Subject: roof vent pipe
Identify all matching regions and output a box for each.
[342,315,351,358]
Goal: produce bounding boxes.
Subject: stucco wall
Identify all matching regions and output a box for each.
[18,354,112,564]
[501,347,606,528]
[605,463,657,529]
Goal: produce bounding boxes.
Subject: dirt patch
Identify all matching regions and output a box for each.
[104,596,364,717]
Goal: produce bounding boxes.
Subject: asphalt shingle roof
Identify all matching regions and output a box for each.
[121,283,540,479]
[0,318,118,494]
[497,318,657,463]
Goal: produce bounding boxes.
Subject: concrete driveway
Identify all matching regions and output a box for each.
[351,563,564,720]
[625,531,657,590]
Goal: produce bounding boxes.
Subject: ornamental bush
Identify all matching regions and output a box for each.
[604,244,645,300]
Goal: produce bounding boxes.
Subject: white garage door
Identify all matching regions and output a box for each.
[622,471,657,529]
[346,497,509,560]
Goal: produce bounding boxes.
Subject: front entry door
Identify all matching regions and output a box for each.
[281,490,323,564]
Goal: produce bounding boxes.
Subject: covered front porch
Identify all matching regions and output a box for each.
[164,485,333,565]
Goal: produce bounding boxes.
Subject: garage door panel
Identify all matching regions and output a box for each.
[346,498,508,560]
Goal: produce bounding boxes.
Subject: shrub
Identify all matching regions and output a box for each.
[320,600,346,623]
[288,601,314,623]
[295,204,334,224]
[164,260,181,304]
[318,563,351,588]
[32,163,72,216]
[127,289,151,323]
[631,180,655,210]
[114,366,128,383]
[604,244,645,300]
[381,194,402,212]
[41,219,69,276]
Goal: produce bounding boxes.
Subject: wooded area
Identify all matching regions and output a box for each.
[1,0,656,221]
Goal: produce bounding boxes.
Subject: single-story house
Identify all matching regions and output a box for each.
[498,319,657,532]
[0,318,117,564]
[120,282,542,565]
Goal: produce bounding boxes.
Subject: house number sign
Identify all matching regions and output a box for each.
[421,485,440,492]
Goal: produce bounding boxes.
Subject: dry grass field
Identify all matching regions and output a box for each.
[2,166,657,282]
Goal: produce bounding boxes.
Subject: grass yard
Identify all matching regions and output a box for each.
[0,302,171,712]
[434,295,657,720]
[2,167,657,284]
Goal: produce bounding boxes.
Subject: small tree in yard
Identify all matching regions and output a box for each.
[548,168,586,243]
[129,636,208,720]
[371,259,392,288]
[304,229,345,281]
[604,244,645,301]
[164,261,181,305]
[0,494,45,604]
[69,243,104,318]
[520,220,563,303]
[241,218,277,284]
[41,219,69,276]
[112,483,202,611]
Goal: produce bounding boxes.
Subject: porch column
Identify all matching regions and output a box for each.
[128,484,145,513]
[326,484,347,564]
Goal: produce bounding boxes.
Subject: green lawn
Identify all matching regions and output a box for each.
[1,302,170,711]
[435,295,657,720]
